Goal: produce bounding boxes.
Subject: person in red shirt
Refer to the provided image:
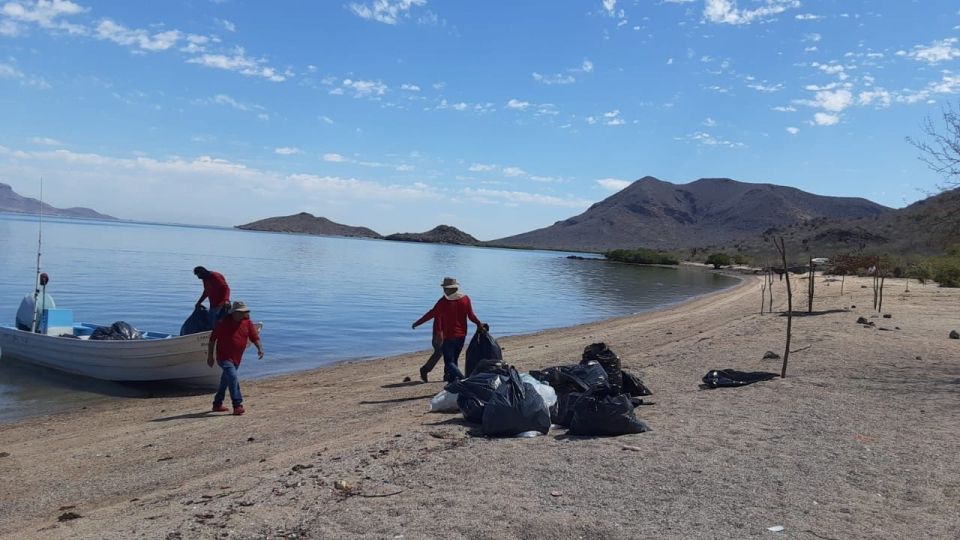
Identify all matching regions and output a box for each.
[194,266,231,327]
[412,277,484,382]
[207,300,264,416]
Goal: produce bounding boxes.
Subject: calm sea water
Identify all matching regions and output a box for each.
[0,213,738,421]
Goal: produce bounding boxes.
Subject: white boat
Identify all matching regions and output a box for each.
[0,322,220,384]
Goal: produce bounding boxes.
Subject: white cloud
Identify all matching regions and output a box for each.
[680,131,746,148]
[0,62,23,78]
[813,89,853,112]
[858,89,892,108]
[602,0,617,16]
[532,72,576,85]
[215,18,236,32]
[96,20,183,51]
[748,82,784,93]
[187,48,287,82]
[502,166,526,177]
[198,94,269,119]
[400,83,420,91]
[348,0,428,25]
[596,178,631,191]
[274,147,301,155]
[463,187,592,208]
[603,109,625,125]
[703,0,800,25]
[333,78,388,98]
[703,117,716,127]
[468,163,496,172]
[772,105,796,112]
[323,153,347,162]
[903,38,960,64]
[580,60,594,73]
[795,13,822,20]
[1,0,87,35]
[506,98,530,110]
[786,127,799,135]
[813,112,839,126]
[319,115,334,124]
[30,136,62,145]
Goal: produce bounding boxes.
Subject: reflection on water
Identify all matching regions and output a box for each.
[0,213,738,421]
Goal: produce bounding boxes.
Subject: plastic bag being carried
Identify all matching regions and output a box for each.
[428,390,460,413]
[482,367,551,437]
[465,324,503,377]
[180,305,213,336]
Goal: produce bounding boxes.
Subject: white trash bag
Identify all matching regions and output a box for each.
[520,373,558,409]
[428,390,459,412]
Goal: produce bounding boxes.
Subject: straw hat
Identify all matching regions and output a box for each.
[440,277,460,289]
[230,300,251,313]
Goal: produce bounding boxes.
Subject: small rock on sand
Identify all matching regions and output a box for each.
[763,351,780,360]
[950,330,959,339]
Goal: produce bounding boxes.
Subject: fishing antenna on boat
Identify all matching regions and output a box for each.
[30,177,44,333]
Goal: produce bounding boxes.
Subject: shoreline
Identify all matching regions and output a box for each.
[2,273,958,539]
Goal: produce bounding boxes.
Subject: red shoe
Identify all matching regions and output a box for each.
[212,405,229,412]
[232,405,245,416]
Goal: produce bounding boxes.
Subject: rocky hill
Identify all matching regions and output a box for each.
[492,177,891,252]
[235,212,382,239]
[385,225,479,245]
[0,182,116,220]
[708,186,960,259]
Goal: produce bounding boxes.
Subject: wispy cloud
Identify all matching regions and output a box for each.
[703,0,800,25]
[463,187,592,208]
[678,131,746,148]
[330,78,387,98]
[215,18,236,32]
[187,48,288,82]
[532,59,594,85]
[348,0,428,25]
[786,126,799,135]
[506,98,531,110]
[813,112,839,126]
[196,94,270,120]
[274,147,301,155]
[1,0,87,35]
[897,38,960,64]
[323,153,347,162]
[30,136,62,146]
[596,178,631,191]
[96,20,184,51]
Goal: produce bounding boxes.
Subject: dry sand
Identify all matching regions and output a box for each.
[1,273,958,539]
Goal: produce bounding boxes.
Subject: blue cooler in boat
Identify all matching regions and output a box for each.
[40,308,74,336]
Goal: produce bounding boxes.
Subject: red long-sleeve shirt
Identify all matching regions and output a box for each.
[201,271,231,308]
[211,317,260,367]
[415,296,481,340]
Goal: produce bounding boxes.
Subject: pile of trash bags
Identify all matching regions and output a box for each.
[429,332,651,438]
[90,321,142,340]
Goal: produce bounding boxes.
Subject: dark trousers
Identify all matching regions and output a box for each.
[421,336,443,374]
[441,337,466,382]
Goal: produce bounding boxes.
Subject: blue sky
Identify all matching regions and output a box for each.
[1,0,959,240]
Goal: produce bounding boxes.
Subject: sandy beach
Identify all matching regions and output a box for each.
[1,273,958,539]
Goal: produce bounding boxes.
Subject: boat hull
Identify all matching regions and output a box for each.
[0,326,219,383]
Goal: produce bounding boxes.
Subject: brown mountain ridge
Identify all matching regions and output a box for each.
[0,182,116,220]
[491,176,892,252]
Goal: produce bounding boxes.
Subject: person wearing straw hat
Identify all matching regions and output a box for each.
[207,300,264,416]
[412,277,484,383]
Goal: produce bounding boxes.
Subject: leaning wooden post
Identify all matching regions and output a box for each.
[773,237,793,378]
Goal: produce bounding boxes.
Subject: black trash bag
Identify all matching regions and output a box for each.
[621,370,653,397]
[464,324,503,377]
[552,391,584,427]
[702,369,778,389]
[471,358,510,377]
[532,362,609,394]
[568,388,650,436]
[481,367,551,437]
[179,305,213,336]
[582,342,622,393]
[90,321,142,341]
[446,373,507,424]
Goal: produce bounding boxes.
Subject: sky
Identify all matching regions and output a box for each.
[1,0,959,240]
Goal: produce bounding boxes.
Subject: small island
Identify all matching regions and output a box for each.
[235,212,382,239]
[385,225,480,246]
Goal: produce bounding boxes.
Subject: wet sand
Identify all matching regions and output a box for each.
[1,274,958,539]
